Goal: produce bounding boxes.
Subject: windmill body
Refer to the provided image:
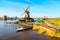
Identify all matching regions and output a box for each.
[24,10,30,18]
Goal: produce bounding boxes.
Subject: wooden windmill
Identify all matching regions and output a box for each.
[22,6,30,18]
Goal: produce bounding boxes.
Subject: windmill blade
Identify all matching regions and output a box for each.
[26,6,30,11]
[21,6,26,11]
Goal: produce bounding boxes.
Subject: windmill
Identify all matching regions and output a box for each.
[19,6,34,22]
[21,6,30,18]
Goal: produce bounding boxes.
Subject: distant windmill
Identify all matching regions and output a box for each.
[21,6,30,18]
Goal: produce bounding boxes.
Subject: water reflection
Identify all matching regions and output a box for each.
[0,20,19,36]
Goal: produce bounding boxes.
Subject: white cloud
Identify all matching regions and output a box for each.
[25,0,35,5]
[26,0,31,2]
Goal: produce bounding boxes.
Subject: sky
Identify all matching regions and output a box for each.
[0,0,60,18]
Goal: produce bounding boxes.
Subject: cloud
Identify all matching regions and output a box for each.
[26,0,31,2]
[25,0,35,5]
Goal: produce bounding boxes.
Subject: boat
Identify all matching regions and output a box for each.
[16,27,24,32]
[16,26,33,32]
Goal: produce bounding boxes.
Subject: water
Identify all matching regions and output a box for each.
[0,20,60,40]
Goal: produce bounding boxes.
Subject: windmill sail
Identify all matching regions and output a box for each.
[24,6,30,18]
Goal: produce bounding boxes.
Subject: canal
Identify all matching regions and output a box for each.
[0,20,60,40]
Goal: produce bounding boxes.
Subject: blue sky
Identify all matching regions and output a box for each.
[0,0,60,18]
